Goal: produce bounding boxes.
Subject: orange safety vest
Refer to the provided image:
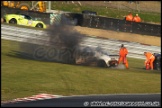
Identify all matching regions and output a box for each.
[126,14,133,21]
[2,1,9,6]
[38,1,46,12]
[145,52,155,61]
[119,47,128,57]
[133,16,141,22]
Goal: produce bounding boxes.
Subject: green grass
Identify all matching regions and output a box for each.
[2,2,160,24]
[51,2,161,24]
[1,39,161,101]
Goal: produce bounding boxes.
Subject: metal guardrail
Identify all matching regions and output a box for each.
[1,24,161,60]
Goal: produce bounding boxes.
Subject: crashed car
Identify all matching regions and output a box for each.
[74,46,119,68]
[3,13,47,28]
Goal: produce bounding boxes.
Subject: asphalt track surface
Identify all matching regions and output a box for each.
[2,94,161,107]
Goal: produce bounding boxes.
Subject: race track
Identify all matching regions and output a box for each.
[1,24,161,107]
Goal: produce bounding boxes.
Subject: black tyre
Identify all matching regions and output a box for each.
[9,18,17,24]
[97,60,107,68]
[3,18,6,23]
[36,23,43,28]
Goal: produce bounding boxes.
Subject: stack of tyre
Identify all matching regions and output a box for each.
[153,53,161,70]
[80,10,97,27]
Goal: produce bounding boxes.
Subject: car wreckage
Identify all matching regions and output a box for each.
[74,46,119,68]
[16,42,119,68]
[13,18,119,68]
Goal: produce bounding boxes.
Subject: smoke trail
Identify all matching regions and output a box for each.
[46,15,84,48]
[11,13,121,69]
[15,13,86,63]
[110,64,126,69]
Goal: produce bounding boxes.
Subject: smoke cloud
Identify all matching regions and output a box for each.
[10,13,120,69]
[46,15,84,48]
[13,14,86,64]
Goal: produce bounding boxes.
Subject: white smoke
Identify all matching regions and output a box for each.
[111,64,126,69]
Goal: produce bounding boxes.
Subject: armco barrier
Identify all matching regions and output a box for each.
[1,24,161,60]
[78,15,161,37]
[1,6,161,37]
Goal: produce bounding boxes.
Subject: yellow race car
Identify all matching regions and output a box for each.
[3,13,47,28]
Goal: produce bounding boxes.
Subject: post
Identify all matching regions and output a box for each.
[48,1,51,11]
[136,1,140,12]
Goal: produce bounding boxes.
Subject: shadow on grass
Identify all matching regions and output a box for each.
[6,51,34,60]
[5,50,107,69]
[6,50,75,64]
[5,51,161,73]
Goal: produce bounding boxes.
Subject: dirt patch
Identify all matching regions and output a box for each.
[74,26,161,46]
[79,1,161,13]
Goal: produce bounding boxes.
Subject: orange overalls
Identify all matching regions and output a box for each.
[126,13,133,21]
[118,47,129,69]
[132,16,141,22]
[144,52,155,70]
[38,1,46,12]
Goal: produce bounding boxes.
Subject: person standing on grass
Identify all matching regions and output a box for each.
[144,52,155,70]
[133,14,141,22]
[125,12,133,21]
[118,44,129,69]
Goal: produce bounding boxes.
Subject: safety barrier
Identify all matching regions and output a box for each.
[1,6,161,37]
[69,13,161,37]
[1,24,161,60]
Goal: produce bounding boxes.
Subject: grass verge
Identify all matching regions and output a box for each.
[51,2,161,24]
[1,39,161,101]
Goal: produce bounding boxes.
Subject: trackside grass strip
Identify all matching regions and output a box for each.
[1,39,161,101]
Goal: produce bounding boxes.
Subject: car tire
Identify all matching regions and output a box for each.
[36,23,43,28]
[9,18,17,24]
[3,18,6,23]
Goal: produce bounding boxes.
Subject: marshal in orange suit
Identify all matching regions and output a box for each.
[144,52,155,70]
[118,44,129,69]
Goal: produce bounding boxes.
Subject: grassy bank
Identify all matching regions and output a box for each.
[50,2,161,24]
[1,1,160,24]
[2,39,161,101]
